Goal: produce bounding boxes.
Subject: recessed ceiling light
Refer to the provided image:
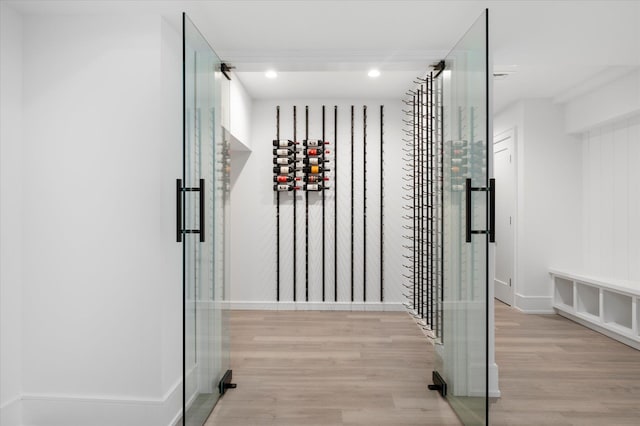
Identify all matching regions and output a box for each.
[368,69,381,78]
[265,70,277,79]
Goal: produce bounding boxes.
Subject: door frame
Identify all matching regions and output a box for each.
[492,127,517,306]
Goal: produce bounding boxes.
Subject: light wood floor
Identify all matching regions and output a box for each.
[207,304,640,425]
[205,310,461,425]
[492,300,640,425]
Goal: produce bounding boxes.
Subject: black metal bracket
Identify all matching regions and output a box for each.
[428,370,447,397]
[176,178,205,243]
[218,369,237,395]
[432,60,446,78]
[221,63,234,81]
[465,178,495,243]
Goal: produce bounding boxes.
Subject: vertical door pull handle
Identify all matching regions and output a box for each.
[199,178,205,242]
[176,178,205,243]
[465,178,472,243]
[489,178,495,243]
[176,179,182,242]
[466,178,495,243]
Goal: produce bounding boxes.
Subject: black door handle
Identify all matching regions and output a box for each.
[465,178,472,243]
[465,178,495,243]
[176,178,205,243]
[489,178,495,243]
[176,179,182,242]
[198,178,205,243]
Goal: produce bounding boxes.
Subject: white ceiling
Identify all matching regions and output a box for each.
[8,0,640,112]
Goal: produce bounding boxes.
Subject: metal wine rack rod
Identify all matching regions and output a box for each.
[402,69,444,341]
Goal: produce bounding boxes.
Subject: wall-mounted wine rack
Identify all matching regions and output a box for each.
[402,68,444,341]
[273,105,384,304]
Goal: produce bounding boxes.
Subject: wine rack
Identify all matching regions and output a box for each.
[272,104,385,305]
[272,105,333,302]
[402,66,444,341]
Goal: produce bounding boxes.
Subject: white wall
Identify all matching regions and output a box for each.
[230,76,253,148]
[495,99,582,312]
[230,99,404,309]
[564,69,640,134]
[0,3,24,425]
[581,115,640,284]
[10,13,182,426]
[560,68,640,286]
[159,17,183,423]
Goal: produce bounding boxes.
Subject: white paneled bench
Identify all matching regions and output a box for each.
[550,269,640,350]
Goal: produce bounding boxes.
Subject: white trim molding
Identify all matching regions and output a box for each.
[17,378,182,426]
[514,293,554,314]
[229,301,405,312]
[0,395,22,426]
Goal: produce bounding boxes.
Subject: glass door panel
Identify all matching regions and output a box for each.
[436,9,490,425]
[182,12,230,426]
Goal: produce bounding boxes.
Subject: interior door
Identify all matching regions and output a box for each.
[435,9,491,425]
[493,129,515,306]
[180,13,231,426]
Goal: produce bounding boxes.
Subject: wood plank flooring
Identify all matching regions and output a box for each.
[206,303,640,425]
[492,300,640,425]
[205,310,461,425]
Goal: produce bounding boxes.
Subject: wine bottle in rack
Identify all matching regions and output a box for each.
[273,165,299,174]
[273,184,300,192]
[272,139,297,147]
[273,175,300,183]
[303,139,330,147]
[302,183,330,191]
[301,165,330,174]
[301,157,331,165]
[452,140,468,147]
[451,166,468,174]
[273,157,295,165]
[300,175,330,183]
[273,148,295,156]
[301,148,330,156]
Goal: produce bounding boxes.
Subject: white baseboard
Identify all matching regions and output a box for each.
[229,301,405,312]
[0,396,22,426]
[556,310,640,351]
[514,293,554,314]
[18,378,182,426]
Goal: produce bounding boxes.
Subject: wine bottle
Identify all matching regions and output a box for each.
[302,165,330,174]
[451,158,468,165]
[272,139,297,147]
[273,166,299,174]
[452,140,467,147]
[302,148,330,156]
[451,166,468,173]
[303,139,330,147]
[301,157,331,165]
[273,175,300,183]
[273,148,295,156]
[301,175,329,183]
[273,157,295,165]
[273,184,299,191]
[303,183,329,191]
